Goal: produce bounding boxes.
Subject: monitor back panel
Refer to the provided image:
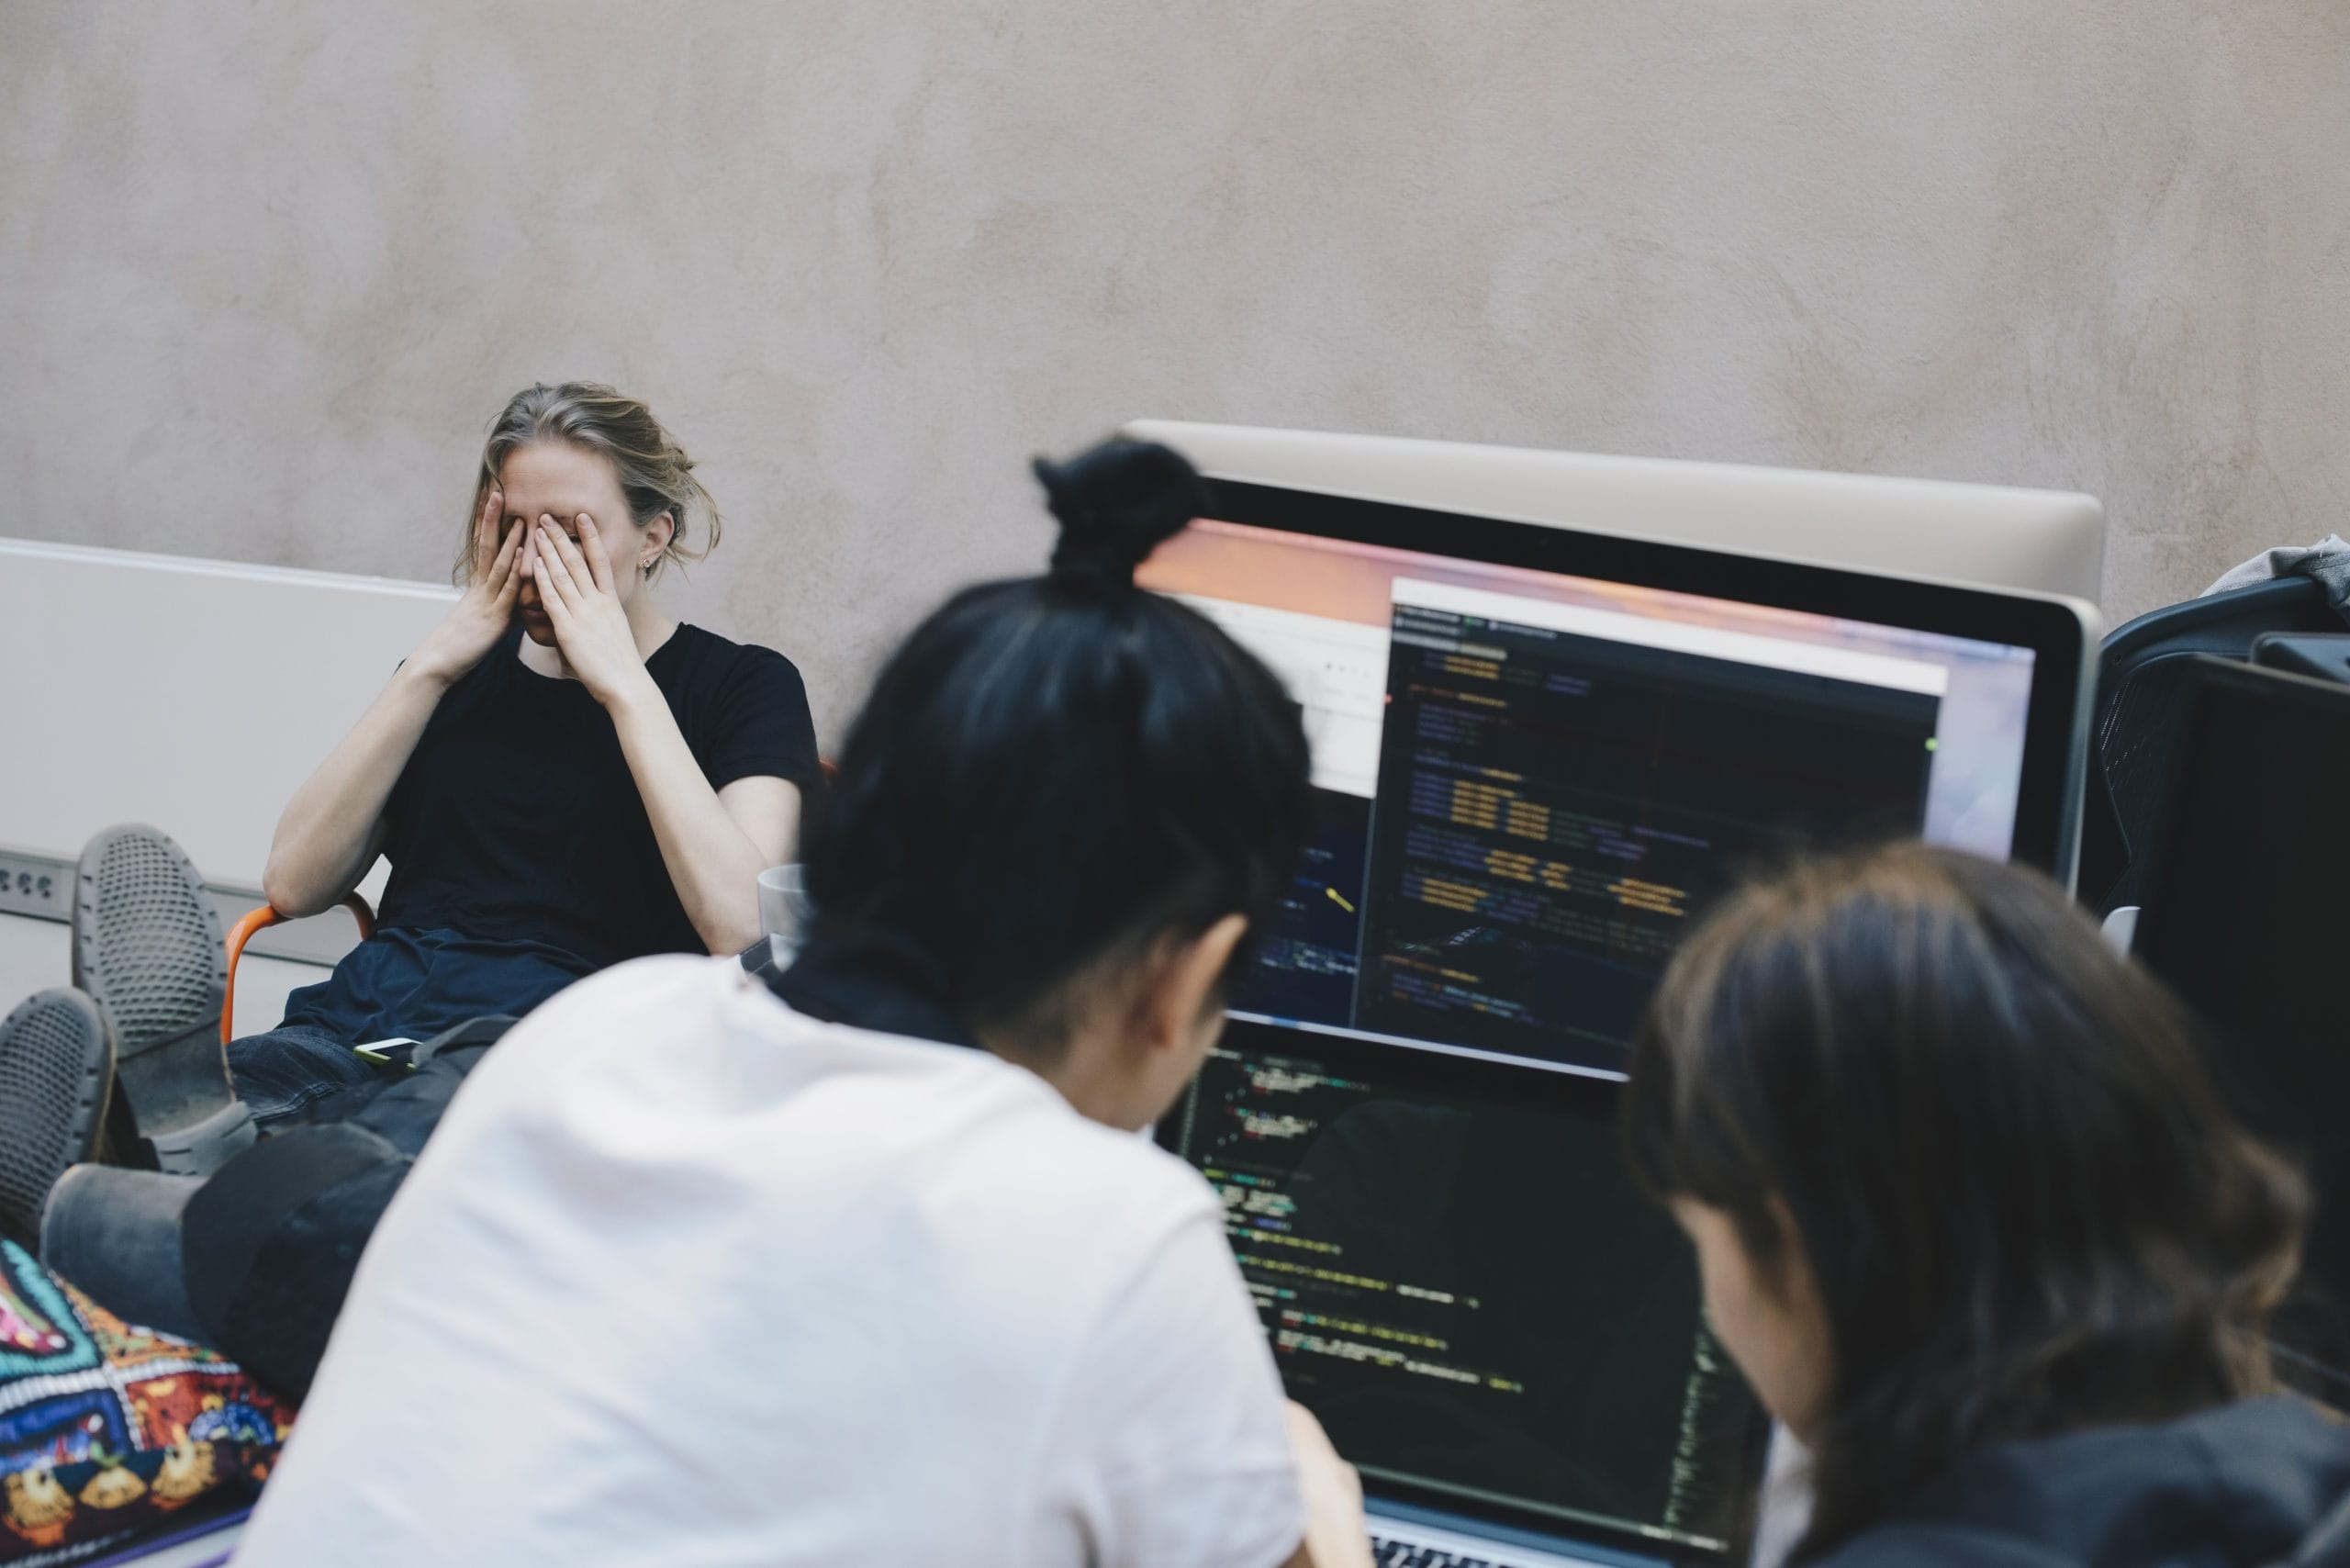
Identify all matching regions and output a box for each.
[2132,659,2350,1392]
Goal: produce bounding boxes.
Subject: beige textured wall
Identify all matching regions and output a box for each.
[4,2,2344,743]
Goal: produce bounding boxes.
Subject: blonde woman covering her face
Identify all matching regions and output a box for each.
[229,382,820,1132]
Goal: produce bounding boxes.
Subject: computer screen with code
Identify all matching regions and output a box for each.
[1161,1024,1762,1557]
[1140,518,2038,1076]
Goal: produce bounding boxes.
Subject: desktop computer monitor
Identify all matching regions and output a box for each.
[2131,657,2350,1394]
[1124,419,2108,603]
[1141,478,2096,1078]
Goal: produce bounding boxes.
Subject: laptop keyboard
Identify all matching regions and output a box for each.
[1370,1532,1516,1567]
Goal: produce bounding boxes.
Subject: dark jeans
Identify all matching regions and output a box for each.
[40,1165,206,1341]
[43,1022,509,1400]
[227,1024,382,1131]
[37,1029,384,1340]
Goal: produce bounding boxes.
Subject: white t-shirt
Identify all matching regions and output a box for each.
[237,956,1302,1568]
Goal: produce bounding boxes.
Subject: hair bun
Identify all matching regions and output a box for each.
[1034,439,1210,591]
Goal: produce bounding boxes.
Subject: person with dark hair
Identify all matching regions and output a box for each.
[234,441,1372,1568]
[1622,842,2350,1567]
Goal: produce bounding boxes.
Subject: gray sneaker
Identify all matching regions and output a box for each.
[72,824,254,1176]
[0,987,115,1249]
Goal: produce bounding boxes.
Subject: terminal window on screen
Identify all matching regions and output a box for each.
[1169,1040,1758,1551]
[1213,568,1945,1075]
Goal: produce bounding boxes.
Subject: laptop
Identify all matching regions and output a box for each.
[1159,1016,1769,1567]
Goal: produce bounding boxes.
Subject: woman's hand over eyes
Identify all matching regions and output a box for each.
[409,487,523,688]
[528,514,657,709]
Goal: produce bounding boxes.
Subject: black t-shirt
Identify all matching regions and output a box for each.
[376,623,819,971]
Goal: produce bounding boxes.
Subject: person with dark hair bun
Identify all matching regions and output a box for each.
[1623,843,2350,1567]
[236,441,1373,1568]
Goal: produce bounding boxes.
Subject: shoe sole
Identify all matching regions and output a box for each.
[0,988,114,1249]
[72,824,253,1176]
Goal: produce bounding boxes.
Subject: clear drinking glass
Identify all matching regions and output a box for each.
[756,863,811,959]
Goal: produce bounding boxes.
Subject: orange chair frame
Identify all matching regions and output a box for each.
[222,894,376,1045]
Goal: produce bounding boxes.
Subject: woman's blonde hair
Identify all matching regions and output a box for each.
[455,382,721,584]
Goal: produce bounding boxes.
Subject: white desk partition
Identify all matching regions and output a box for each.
[0,536,456,900]
[1124,418,2109,604]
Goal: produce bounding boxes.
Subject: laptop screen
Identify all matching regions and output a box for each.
[1139,510,2046,1077]
[1158,1018,1767,1562]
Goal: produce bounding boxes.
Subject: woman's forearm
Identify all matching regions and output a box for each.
[262,664,449,916]
[605,685,776,955]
